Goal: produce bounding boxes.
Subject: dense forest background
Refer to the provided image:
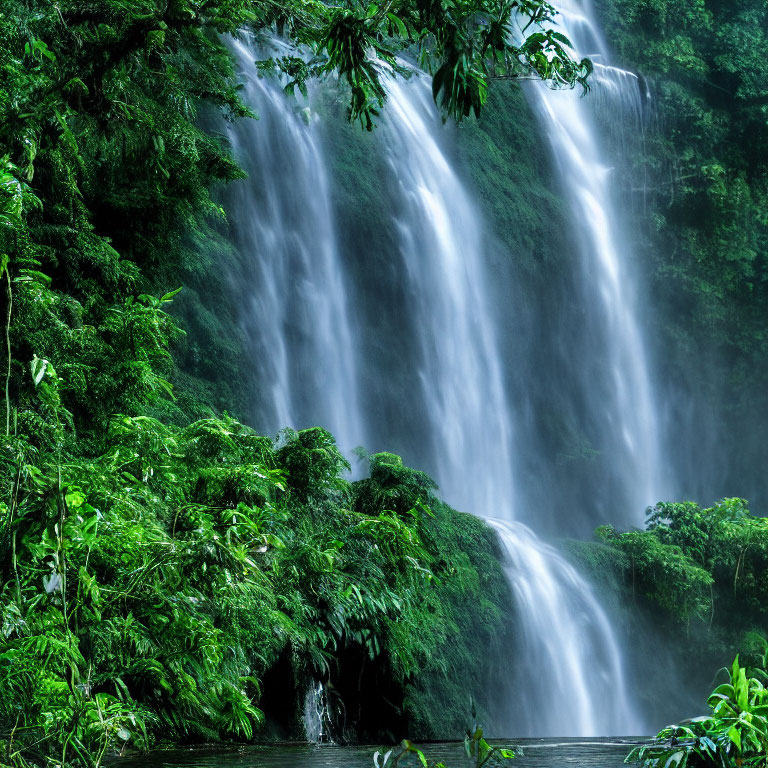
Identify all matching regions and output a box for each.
[1,0,767,765]
[598,0,768,507]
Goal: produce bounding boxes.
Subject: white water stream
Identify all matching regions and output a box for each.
[380,74,516,520]
[528,0,670,517]
[489,519,638,735]
[226,38,365,453]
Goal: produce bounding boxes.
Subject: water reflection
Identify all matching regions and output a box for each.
[117,738,646,768]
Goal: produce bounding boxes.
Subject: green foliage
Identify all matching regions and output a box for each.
[463,726,517,768]
[628,650,768,768]
[595,524,713,623]
[256,0,592,127]
[1,350,513,764]
[647,499,768,618]
[585,499,768,628]
[570,499,768,725]
[596,0,768,462]
[374,726,517,768]
[0,43,519,749]
[0,0,591,435]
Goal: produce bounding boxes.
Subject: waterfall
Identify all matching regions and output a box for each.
[303,681,332,743]
[527,0,670,520]
[379,74,516,519]
[489,519,638,735]
[226,19,648,736]
[225,38,365,452]
[378,72,640,736]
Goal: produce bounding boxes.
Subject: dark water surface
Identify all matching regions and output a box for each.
[117,739,645,768]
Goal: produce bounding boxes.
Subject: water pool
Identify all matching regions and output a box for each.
[117,738,646,768]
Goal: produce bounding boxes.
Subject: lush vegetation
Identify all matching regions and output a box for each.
[1,0,600,764]
[0,397,512,763]
[628,647,768,768]
[2,0,767,764]
[597,0,768,500]
[569,499,768,722]
[594,498,768,630]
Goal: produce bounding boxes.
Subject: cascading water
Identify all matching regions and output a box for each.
[527,0,670,520]
[379,74,516,519]
[225,38,365,452]
[379,72,640,736]
[227,17,650,736]
[488,519,638,735]
[303,681,331,743]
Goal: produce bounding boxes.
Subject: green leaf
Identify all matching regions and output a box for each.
[663,751,685,768]
[160,286,183,303]
[387,12,408,39]
[550,31,573,47]
[31,355,48,386]
[19,268,52,286]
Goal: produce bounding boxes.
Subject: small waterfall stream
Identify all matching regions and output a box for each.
[303,681,332,743]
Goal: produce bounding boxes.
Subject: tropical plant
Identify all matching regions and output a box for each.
[0,347,513,765]
[627,648,768,768]
[373,726,517,768]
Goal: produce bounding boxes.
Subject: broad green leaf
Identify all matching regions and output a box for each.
[31,355,48,386]
[161,286,183,303]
